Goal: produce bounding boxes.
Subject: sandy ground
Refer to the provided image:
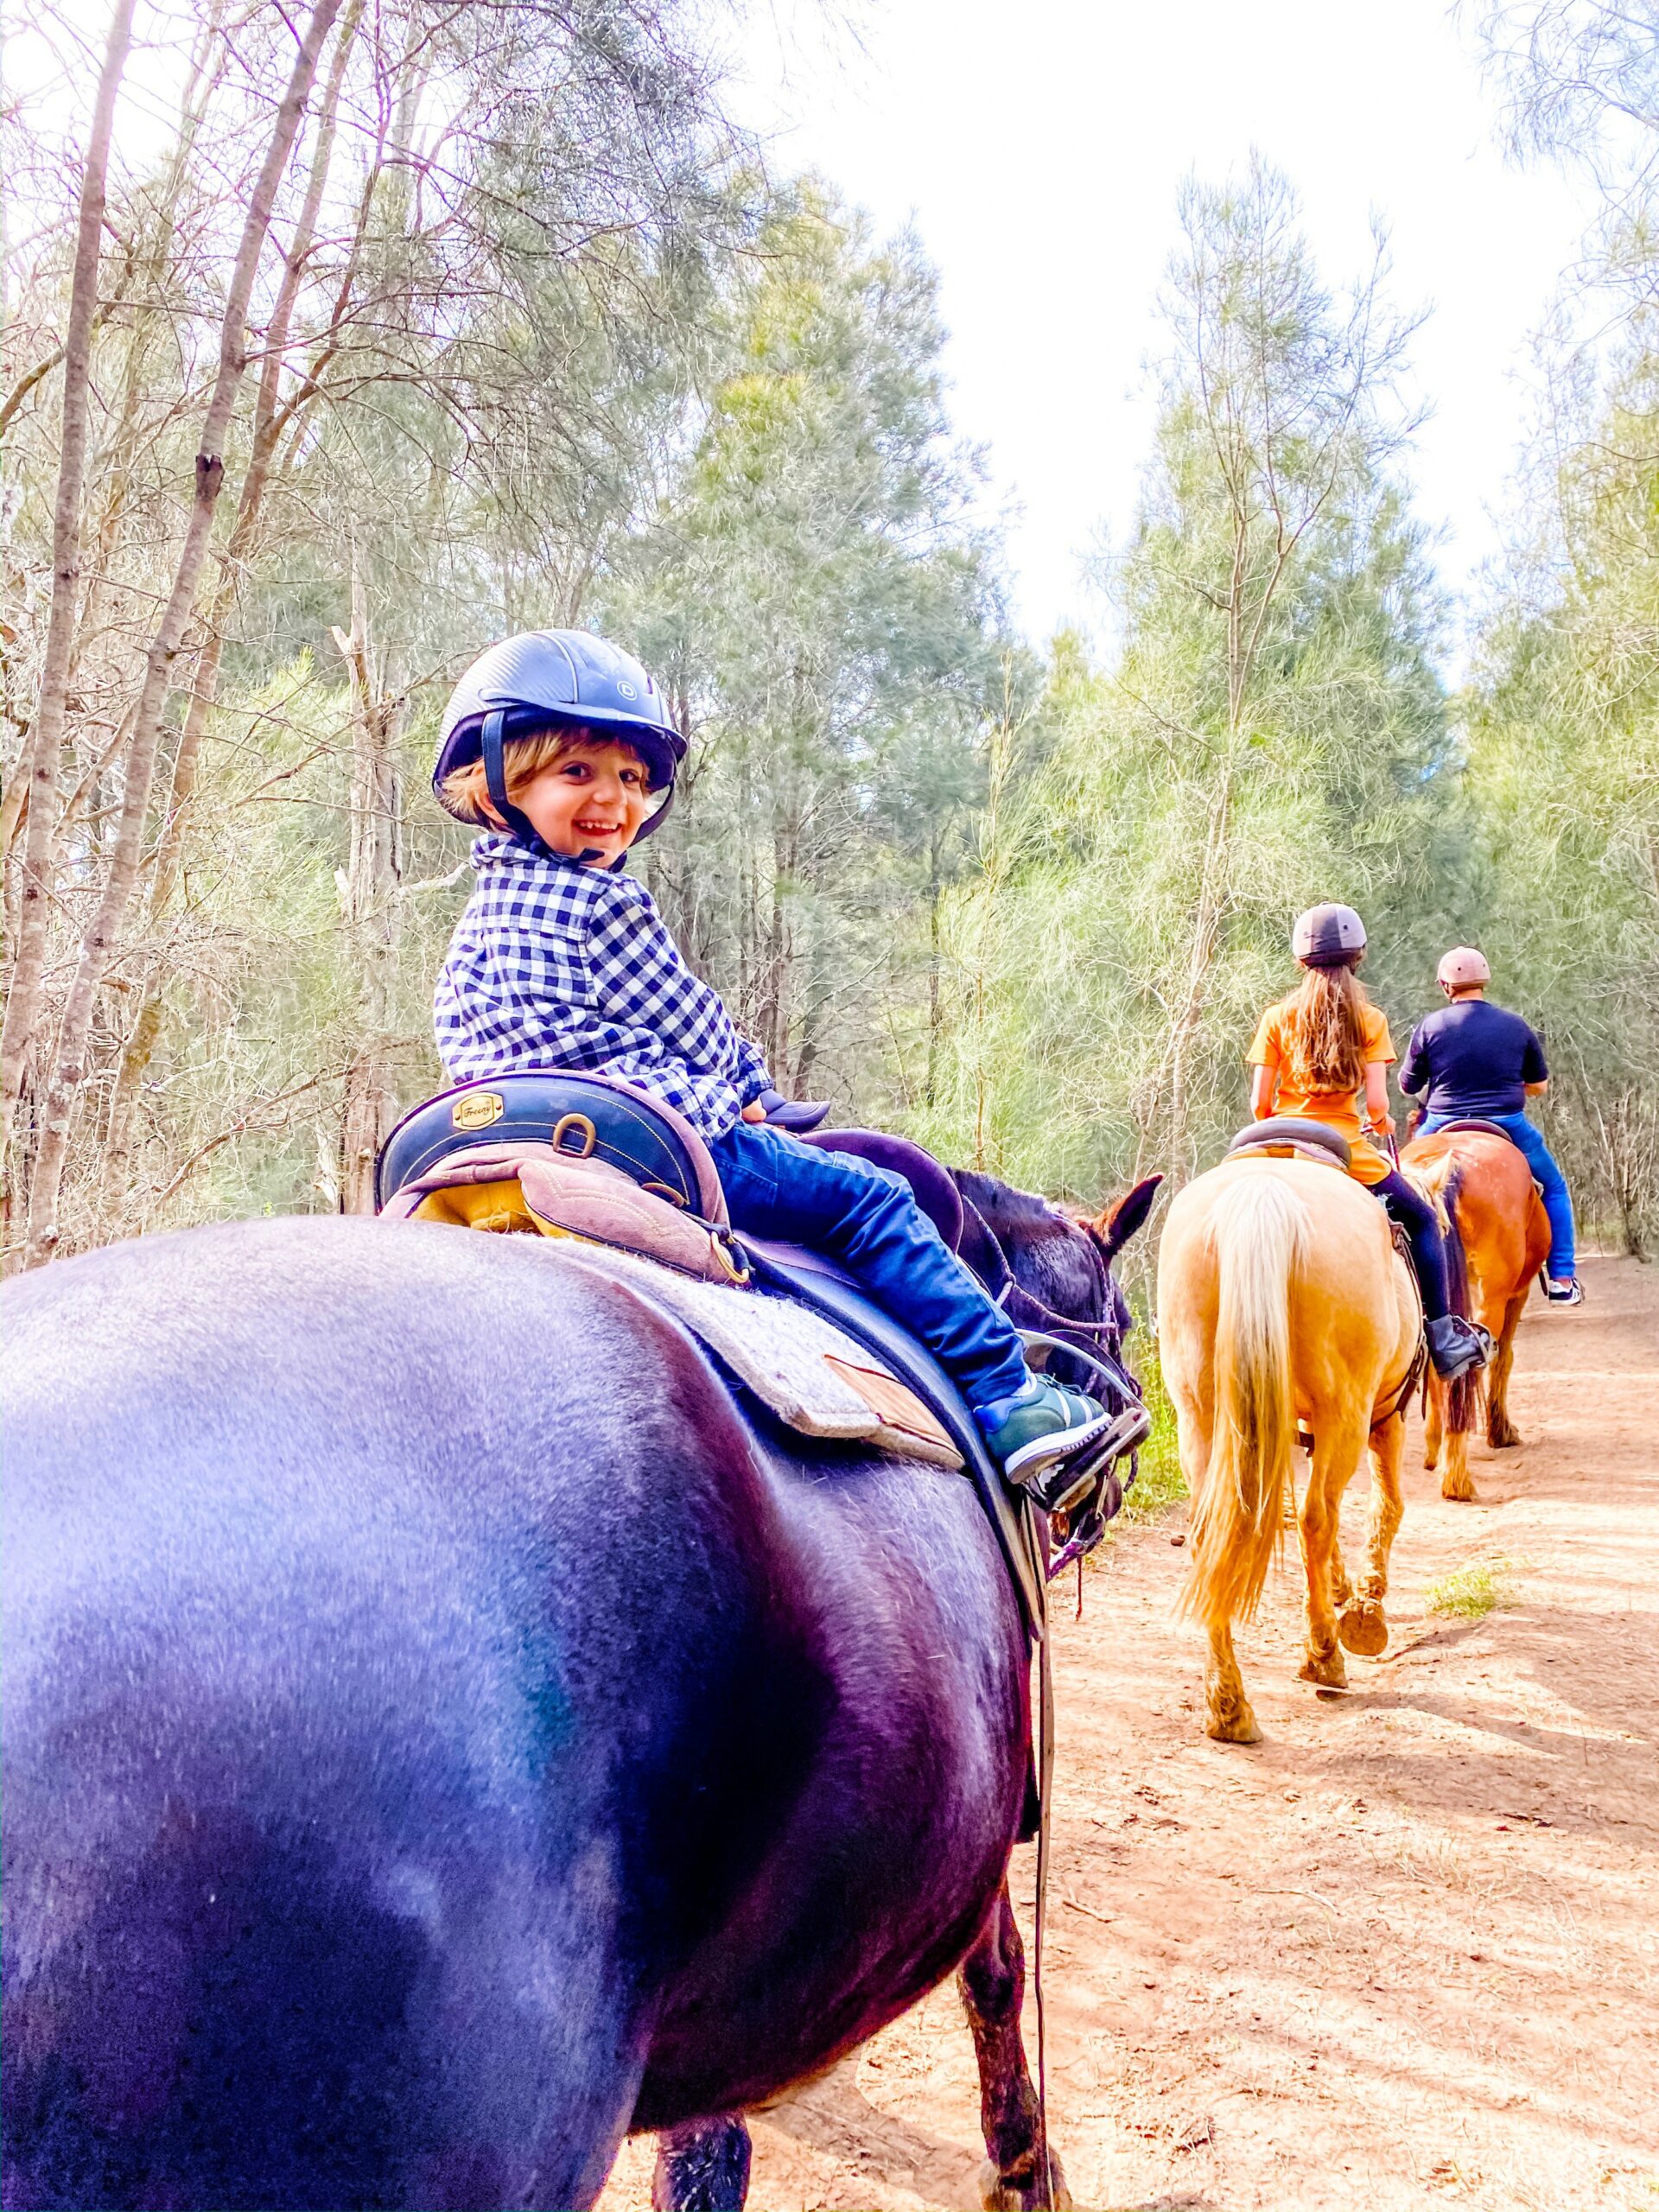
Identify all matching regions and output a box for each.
[600,1255,1659,2212]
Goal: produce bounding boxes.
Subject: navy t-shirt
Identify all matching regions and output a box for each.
[1399,1000,1548,1117]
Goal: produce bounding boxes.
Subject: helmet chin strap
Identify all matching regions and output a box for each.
[481,709,557,861]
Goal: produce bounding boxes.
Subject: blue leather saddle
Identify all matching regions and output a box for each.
[378,1074,1046,1634]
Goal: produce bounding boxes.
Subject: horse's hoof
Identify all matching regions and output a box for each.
[1440,1475,1478,1503]
[979,2151,1072,2211]
[1491,1429,1522,1451]
[1298,1646,1347,1688]
[1338,1601,1389,1657]
[1205,1700,1262,1745]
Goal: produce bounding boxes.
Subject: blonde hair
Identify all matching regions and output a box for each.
[440,725,645,828]
[1282,956,1370,1093]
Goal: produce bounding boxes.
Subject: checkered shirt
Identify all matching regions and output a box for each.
[434,836,772,1142]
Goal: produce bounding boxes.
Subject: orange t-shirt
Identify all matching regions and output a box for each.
[1247,995,1395,1185]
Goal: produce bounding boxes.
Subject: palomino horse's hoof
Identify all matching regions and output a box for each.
[1440,1473,1478,1503]
[1338,1600,1388,1657]
[1298,1646,1348,1688]
[1205,1700,1262,1745]
[979,2151,1073,2211]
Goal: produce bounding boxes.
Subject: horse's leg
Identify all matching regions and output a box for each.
[1423,1371,1443,1471]
[652,2120,753,2211]
[1339,1411,1406,1656]
[957,1880,1073,2212]
[1438,1370,1477,1502]
[1486,1290,1528,1449]
[1297,1410,1365,1688]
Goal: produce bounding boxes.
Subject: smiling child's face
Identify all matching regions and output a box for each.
[510,738,654,866]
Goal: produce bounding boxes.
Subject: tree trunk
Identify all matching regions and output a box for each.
[22,0,346,1268]
[0,0,137,1244]
[334,576,403,1215]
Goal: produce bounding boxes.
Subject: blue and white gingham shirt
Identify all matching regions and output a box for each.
[434,836,772,1142]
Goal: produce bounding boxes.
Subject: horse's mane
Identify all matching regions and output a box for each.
[950,1167,1070,1239]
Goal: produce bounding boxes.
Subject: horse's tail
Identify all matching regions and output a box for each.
[1179,1175,1309,1629]
[1402,1150,1481,1434]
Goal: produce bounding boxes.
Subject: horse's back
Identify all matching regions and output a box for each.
[1,1218,813,2210]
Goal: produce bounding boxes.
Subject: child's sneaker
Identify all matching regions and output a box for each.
[1543,1274,1584,1306]
[977,1376,1111,1484]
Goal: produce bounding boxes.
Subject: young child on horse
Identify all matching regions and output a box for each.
[1400,947,1581,1305]
[430,628,1111,1499]
[1246,904,1489,1382]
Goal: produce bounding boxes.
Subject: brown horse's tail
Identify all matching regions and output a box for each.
[1179,1176,1309,1629]
[1402,1150,1480,1434]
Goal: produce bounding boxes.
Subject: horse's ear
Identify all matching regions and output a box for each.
[1090,1174,1162,1260]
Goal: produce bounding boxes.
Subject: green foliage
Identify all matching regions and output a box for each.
[1424,1560,1517,1621]
[914,162,1471,1205]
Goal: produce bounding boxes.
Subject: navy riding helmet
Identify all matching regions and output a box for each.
[433,630,686,861]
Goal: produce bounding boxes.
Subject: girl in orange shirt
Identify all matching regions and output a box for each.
[1247,905,1488,1382]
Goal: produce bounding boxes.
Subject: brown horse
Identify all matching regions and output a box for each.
[1399,1126,1550,1501]
[1157,1154,1437,1742]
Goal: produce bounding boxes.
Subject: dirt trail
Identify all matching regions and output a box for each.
[601,1255,1658,2212]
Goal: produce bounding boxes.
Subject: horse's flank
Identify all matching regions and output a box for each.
[1,1215,1035,2209]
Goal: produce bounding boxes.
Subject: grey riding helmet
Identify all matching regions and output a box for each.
[433,630,686,856]
[1292,903,1368,968]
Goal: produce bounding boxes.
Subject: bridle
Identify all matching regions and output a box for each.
[959,1192,1123,1345]
[958,1192,1141,1403]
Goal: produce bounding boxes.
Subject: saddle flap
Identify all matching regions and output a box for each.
[553,1243,963,1471]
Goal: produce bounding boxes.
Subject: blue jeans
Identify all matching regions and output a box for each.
[709,1122,1031,1416]
[1419,1109,1576,1278]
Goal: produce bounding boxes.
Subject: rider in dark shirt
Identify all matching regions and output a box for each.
[1399,948,1581,1304]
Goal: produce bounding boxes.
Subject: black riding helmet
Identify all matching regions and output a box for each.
[433,630,686,861]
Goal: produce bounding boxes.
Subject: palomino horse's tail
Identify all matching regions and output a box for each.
[1400,1149,1479,1435]
[1179,1175,1310,1629]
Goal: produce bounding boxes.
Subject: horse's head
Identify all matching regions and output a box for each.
[950,1168,1162,1389]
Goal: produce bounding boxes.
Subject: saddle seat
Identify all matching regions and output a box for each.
[1226,1115,1351,1171]
[376,1072,1045,1638]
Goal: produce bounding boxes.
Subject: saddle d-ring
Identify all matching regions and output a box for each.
[551,1112,597,1159]
[710,1230,752,1286]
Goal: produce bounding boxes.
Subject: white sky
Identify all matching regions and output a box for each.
[729,0,1592,660]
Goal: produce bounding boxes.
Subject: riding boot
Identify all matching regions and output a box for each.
[1426,1313,1491,1381]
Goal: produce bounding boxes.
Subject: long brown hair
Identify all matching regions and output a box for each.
[1282,955,1370,1092]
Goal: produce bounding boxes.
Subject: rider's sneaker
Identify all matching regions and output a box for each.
[977,1376,1110,1484]
[1543,1275,1584,1306]
[1426,1313,1491,1382]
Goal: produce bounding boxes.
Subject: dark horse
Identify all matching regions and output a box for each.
[2,1167,1157,2212]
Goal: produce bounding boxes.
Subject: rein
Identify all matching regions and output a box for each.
[961,1193,1124,1345]
[961,1189,1138,2212]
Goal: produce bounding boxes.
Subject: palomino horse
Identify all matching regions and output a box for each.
[1158,1152,1459,1743]
[1401,1126,1550,1501]
[1,1169,1155,2212]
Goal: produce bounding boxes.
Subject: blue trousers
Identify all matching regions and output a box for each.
[1419,1109,1576,1278]
[709,1121,1032,1416]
